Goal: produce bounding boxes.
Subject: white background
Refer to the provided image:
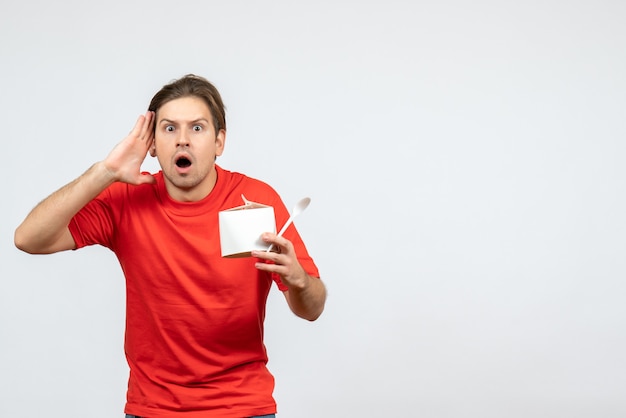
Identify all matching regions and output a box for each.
[1,1,625,417]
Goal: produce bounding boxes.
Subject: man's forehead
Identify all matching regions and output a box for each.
[156,97,213,122]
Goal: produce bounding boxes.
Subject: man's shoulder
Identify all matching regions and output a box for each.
[218,166,275,191]
[217,165,281,205]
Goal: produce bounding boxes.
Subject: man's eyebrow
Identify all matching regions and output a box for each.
[158,118,209,124]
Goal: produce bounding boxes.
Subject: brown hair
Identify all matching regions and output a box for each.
[148,74,226,134]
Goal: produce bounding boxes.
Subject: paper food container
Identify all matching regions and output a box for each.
[218,195,276,258]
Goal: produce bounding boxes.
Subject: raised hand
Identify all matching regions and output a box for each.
[103,111,156,185]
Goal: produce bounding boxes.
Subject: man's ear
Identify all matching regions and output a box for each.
[149,142,157,157]
[215,129,226,157]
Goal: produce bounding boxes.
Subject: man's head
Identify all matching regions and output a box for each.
[148,74,226,135]
[148,75,227,202]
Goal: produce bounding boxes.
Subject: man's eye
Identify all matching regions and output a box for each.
[165,125,175,132]
[193,125,203,132]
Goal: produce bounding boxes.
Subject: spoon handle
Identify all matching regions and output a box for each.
[276,216,294,238]
[266,215,294,252]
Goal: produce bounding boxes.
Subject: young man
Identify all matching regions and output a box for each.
[14,74,326,417]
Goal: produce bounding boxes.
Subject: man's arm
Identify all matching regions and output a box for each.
[282,274,326,321]
[15,162,117,254]
[14,112,155,254]
[252,233,326,321]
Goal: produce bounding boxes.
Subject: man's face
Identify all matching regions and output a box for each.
[151,96,225,201]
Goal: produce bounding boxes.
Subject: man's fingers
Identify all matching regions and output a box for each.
[129,112,154,140]
[262,233,291,250]
[140,111,155,140]
[129,114,145,136]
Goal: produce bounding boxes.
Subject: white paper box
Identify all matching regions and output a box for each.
[218,196,276,258]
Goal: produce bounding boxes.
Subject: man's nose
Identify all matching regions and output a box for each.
[176,131,190,146]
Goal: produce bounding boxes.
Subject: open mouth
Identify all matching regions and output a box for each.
[175,156,192,168]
